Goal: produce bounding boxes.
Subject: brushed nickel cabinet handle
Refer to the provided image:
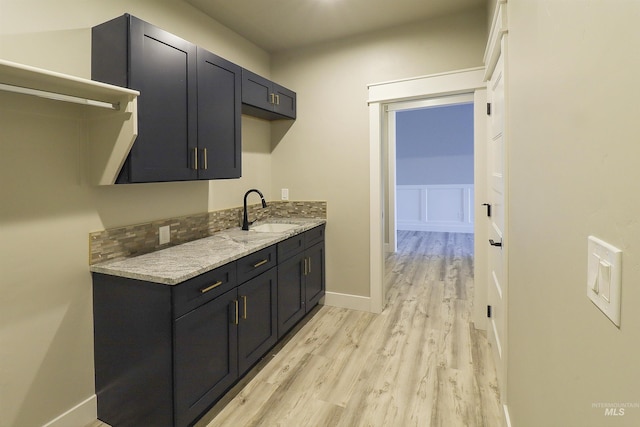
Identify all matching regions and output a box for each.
[200,280,222,294]
[253,259,268,268]
[270,93,275,104]
[275,94,280,105]
[193,147,198,170]
[304,258,308,276]
[203,147,208,170]
[241,295,247,320]
[308,257,311,274]
[233,300,239,325]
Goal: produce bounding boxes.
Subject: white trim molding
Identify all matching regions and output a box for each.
[41,395,97,427]
[484,0,508,80]
[369,67,485,104]
[367,68,486,313]
[504,404,512,427]
[323,292,372,313]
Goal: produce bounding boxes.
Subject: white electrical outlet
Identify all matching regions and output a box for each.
[281,188,289,200]
[159,225,170,245]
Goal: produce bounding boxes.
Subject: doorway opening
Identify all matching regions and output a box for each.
[367,68,487,325]
[386,95,475,255]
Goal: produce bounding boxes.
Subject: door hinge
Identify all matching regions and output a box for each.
[487,305,492,318]
[486,103,491,116]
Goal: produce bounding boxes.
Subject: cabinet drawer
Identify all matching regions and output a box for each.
[277,234,305,262]
[305,224,325,247]
[173,262,237,318]
[237,245,277,284]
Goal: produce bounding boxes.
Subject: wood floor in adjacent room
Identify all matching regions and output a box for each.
[197,231,505,427]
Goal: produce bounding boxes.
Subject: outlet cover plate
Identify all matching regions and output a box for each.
[159,225,170,245]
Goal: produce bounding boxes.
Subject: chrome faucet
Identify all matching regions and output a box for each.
[242,189,267,230]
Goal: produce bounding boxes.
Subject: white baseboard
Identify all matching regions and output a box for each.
[323,291,372,312]
[42,395,97,427]
[504,404,512,427]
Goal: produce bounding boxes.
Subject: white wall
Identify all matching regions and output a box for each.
[0,1,272,425]
[396,103,474,185]
[271,6,487,298]
[504,1,640,426]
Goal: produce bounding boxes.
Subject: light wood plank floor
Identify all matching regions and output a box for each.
[195,231,504,427]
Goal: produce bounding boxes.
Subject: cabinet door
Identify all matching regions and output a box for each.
[174,288,238,427]
[241,69,273,112]
[129,17,198,182]
[277,251,306,338]
[237,268,277,375]
[273,83,296,119]
[305,242,325,310]
[197,48,242,179]
[241,69,297,121]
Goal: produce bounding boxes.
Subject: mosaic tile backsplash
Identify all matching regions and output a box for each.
[89,201,327,265]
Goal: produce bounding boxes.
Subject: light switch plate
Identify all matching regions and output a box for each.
[159,225,170,245]
[587,236,622,327]
[281,188,289,201]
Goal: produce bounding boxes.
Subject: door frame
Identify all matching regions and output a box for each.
[483,2,510,423]
[386,93,476,254]
[368,67,486,314]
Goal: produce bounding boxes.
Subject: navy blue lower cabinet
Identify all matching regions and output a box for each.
[93,275,175,427]
[277,224,326,338]
[93,227,324,426]
[305,241,325,309]
[277,250,307,338]
[93,262,239,427]
[237,268,278,375]
[174,288,238,427]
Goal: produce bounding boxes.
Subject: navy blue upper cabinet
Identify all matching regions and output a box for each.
[91,14,241,183]
[242,69,296,120]
[197,48,242,179]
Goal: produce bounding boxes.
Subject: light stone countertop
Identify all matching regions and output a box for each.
[89,218,326,285]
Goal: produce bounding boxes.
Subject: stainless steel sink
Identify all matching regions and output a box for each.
[250,223,299,233]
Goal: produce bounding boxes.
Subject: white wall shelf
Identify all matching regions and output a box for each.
[0,59,139,185]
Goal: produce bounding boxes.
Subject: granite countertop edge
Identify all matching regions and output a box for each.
[90,218,326,285]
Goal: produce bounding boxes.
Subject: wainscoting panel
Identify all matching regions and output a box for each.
[397,184,474,233]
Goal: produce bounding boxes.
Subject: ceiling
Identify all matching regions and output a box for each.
[183,0,485,53]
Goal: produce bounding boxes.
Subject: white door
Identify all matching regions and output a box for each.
[487,48,507,401]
